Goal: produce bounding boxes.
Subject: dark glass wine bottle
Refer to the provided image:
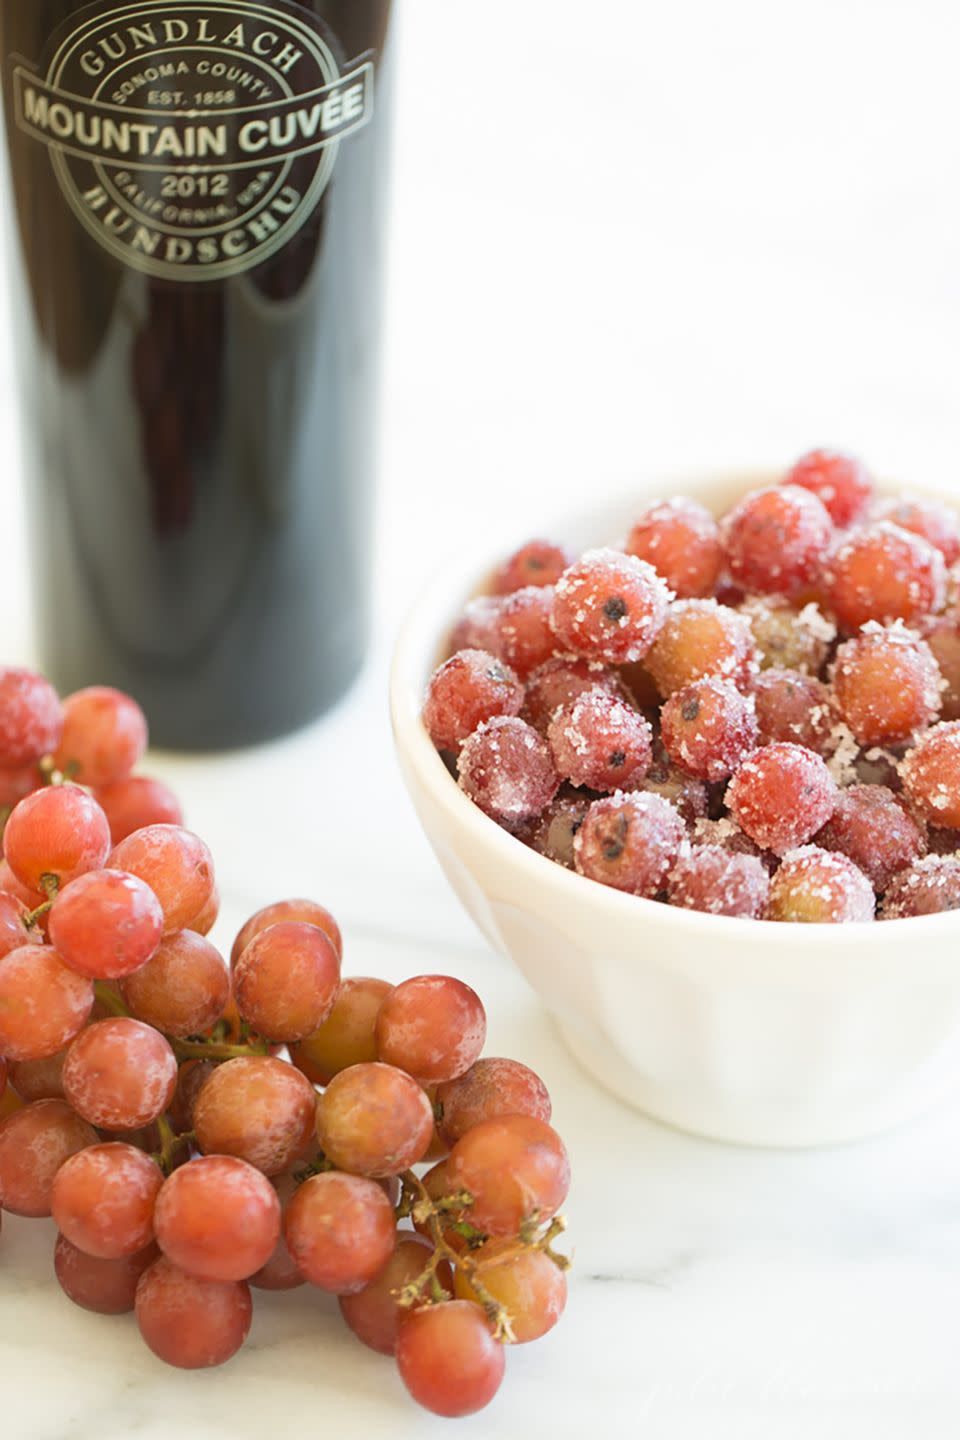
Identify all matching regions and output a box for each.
[0,1,393,748]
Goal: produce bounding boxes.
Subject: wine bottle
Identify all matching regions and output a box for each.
[0,1,393,748]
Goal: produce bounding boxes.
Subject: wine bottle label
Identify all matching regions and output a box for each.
[10,2,374,280]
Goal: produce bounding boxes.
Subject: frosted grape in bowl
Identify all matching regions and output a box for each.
[390,466,960,1147]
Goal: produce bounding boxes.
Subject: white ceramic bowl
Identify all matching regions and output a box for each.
[390,470,960,1148]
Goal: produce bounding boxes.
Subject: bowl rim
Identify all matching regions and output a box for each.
[390,466,960,946]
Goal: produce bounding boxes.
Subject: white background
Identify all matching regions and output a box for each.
[2,3,960,1437]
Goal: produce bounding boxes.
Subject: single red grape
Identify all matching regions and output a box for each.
[340,1234,452,1354]
[751,669,839,756]
[52,1142,162,1258]
[880,855,960,917]
[422,650,524,754]
[457,716,559,828]
[290,975,393,1085]
[901,721,960,828]
[815,784,926,892]
[284,1172,396,1294]
[4,785,110,891]
[766,846,875,922]
[233,920,340,1043]
[0,668,63,767]
[154,1155,281,1282]
[660,676,759,782]
[376,976,486,1085]
[0,945,93,1061]
[646,598,757,697]
[625,496,724,598]
[436,1058,552,1148]
[522,656,626,733]
[121,930,229,1038]
[491,539,572,595]
[55,1234,159,1315]
[551,547,672,664]
[108,825,214,933]
[48,868,163,980]
[447,1114,571,1237]
[783,449,874,528]
[574,791,686,895]
[547,689,653,792]
[193,1056,316,1175]
[878,494,960,565]
[135,1257,252,1369]
[396,1300,506,1418]
[8,1047,67,1102]
[62,1018,177,1130]
[0,1099,97,1216]
[722,485,833,595]
[54,687,148,787]
[826,523,946,631]
[231,896,343,968]
[454,1241,567,1343]
[317,1062,434,1176]
[666,844,770,918]
[727,743,838,855]
[833,624,942,745]
[94,776,184,845]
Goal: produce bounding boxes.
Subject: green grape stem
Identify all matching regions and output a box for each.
[22,897,54,929]
[171,1036,272,1062]
[151,1113,194,1175]
[93,982,129,1018]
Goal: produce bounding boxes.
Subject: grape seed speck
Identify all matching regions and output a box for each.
[423,455,960,922]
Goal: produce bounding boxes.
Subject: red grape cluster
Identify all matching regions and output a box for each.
[0,673,571,1418]
[423,451,960,922]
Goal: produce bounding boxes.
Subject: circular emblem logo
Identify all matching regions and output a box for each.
[14,1,374,280]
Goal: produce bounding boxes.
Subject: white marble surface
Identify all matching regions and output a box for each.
[3,0,960,1435]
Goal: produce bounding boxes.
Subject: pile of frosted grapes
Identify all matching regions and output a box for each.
[0,673,570,1418]
[423,450,960,922]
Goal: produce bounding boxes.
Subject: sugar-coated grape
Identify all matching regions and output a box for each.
[94,776,184,845]
[396,1300,506,1418]
[376,976,487,1085]
[54,687,148,787]
[783,449,874,528]
[815,784,926,892]
[832,624,942,745]
[154,1155,281,1282]
[48,868,163,980]
[249,1170,306,1291]
[924,618,960,721]
[723,485,833,595]
[826,523,946,631]
[525,790,591,869]
[766,846,875,922]
[727,743,838,855]
[284,1172,396,1294]
[0,890,38,962]
[120,929,230,1038]
[135,1257,252,1369]
[62,1018,177,1130]
[547,690,653,792]
[9,1047,67,1102]
[457,717,559,828]
[55,1234,159,1315]
[491,539,572,595]
[645,599,757,697]
[317,1062,434,1176]
[0,1099,97,1216]
[666,844,770,918]
[639,741,710,823]
[522,657,625,733]
[878,495,960,565]
[739,596,836,674]
[233,920,340,1043]
[751,669,839,756]
[0,668,63,767]
[880,855,960,917]
[447,1114,570,1237]
[340,1234,451,1354]
[436,1058,552,1148]
[422,650,524,754]
[454,1240,567,1343]
[231,896,343,967]
[52,1142,162,1258]
[625,496,724,598]
[108,825,214,933]
[901,721,960,828]
[574,791,686,895]
[551,548,672,664]
[486,586,560,678]
[193,1056,316,1176]
[660,677,759,782]
[0,945,94,1061]
[291,976,393,1086]
[4,785,110,890]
